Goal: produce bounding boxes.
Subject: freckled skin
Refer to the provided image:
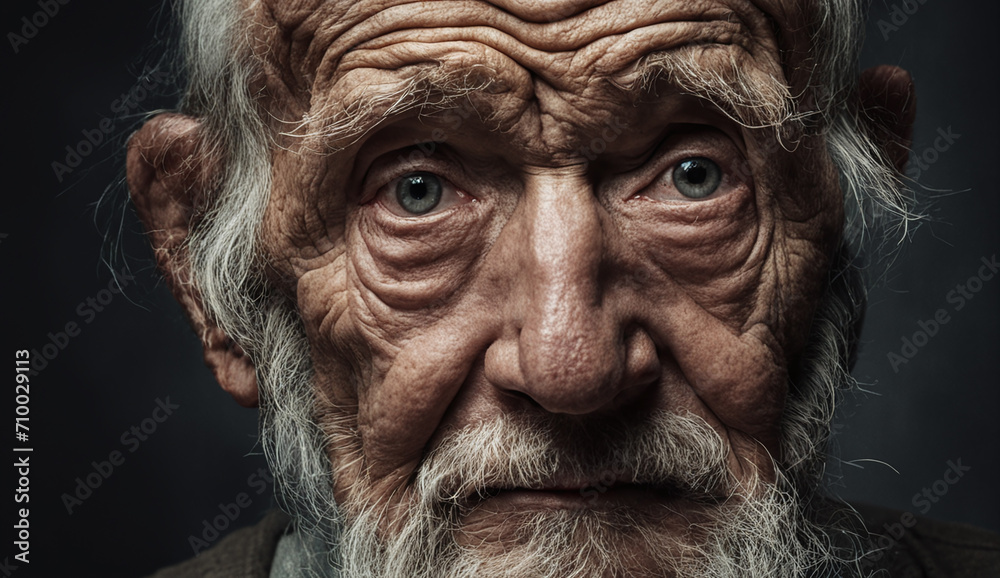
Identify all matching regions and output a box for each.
[127,0,914,563]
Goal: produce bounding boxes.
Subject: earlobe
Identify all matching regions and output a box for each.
[127,113,260,408]
[858,65,917,175]
[202,326,260,407]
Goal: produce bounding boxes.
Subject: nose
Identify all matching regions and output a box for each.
[484,172,660,414]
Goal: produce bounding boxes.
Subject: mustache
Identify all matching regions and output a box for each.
[414,411,736,507]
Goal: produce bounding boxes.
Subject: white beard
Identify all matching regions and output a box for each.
[295,412,863,578]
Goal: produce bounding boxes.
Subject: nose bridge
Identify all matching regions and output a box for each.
[524,173,602,321]
[509,172,623,413]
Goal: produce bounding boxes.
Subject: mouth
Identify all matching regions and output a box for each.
[470,480,691,511]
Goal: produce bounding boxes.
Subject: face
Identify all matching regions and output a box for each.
[134,0,858,574]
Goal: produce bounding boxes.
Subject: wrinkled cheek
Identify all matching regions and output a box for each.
[351,204,490,309]
[295,203,486,400]
[287,266,370,508]
[664,311,788,455]
[704,355,787,452]
[630,189,764,286]
[621,191,789,450]
[310,208,496,485]
[339,203,492,388]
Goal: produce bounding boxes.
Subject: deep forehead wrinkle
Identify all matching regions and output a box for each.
[299,42,785,157]
[269,0,785,91]
[263,0,805,150]
[331,1,767,58]
[340,19,755,90]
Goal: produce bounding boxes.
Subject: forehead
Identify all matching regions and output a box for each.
[258,0,814,112]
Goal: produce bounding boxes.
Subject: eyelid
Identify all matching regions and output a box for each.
[631,132,751,203]
[359,144,467,203]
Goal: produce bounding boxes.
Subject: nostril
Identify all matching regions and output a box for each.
[501,388,544,409]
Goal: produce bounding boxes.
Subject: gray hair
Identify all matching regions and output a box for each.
[173,0,337,539]
[161,0,913,573]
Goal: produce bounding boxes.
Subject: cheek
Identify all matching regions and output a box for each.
[752,137,845,351]
[620,186,769,319]
[350,201,491,309]
[307,201,500,480]
[615,185,790,448]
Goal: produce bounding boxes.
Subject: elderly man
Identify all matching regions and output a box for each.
[129,0,998,576]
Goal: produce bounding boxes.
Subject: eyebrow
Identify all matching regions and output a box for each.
[283,66,502,152]
[628,43,796,130]
[292,40,796,152]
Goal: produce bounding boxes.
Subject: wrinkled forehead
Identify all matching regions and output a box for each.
[256,0,817,111]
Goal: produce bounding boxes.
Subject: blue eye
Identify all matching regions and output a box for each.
[672,157,722,199]
[396,172,443,214]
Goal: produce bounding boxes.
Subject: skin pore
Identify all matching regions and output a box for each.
[126,0,916,573]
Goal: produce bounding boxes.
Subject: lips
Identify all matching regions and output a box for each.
[469,477,691,510]
[459,465,734,514]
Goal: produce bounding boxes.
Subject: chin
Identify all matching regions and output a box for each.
[334,482,829,578]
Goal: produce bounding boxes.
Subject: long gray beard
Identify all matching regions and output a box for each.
[285,411,868,578]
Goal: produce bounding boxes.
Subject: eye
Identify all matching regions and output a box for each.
[396,172,443,215]
[671,157,722,199]
[373,169,473,217]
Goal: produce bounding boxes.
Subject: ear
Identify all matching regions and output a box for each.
[127,113,259,407]
[858,65,917,175]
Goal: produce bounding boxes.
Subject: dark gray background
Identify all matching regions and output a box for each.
[2,0,997,576]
